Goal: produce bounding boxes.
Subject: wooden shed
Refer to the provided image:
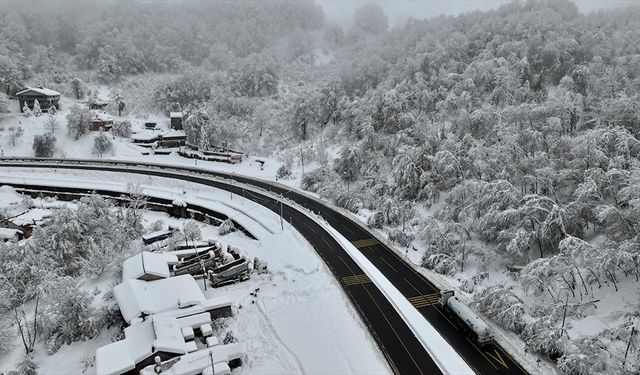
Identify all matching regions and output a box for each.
[90,113,114,131]
[17,86,60,113]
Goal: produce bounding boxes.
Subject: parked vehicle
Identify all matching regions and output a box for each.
[208,258,250,287]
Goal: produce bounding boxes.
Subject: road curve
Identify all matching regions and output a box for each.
[0,158,530,375]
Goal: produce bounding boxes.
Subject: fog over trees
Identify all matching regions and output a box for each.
[1,0,640,372]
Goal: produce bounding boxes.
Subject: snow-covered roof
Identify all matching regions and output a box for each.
[16,87,60,97]
[91,112,114,122]
[141,229,173,241]
[170,112,183,119]
[122,251,178,280]
[113,275,231,323]
[0,228,22,240]
[162,129,186,139]
[139,343,242,375]
[9,208,52,226]
[132,130,161,142]
[96,313,231,375]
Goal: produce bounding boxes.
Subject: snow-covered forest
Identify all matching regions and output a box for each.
[1,0,640,373]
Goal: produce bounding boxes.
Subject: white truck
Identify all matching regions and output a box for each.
[439,290,493,346]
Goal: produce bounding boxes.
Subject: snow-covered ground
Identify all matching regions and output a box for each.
[0,172,390,374]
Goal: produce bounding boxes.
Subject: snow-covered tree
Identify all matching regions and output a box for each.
[183,220,201,246]
[113,89,125,116]
[45,115,58,134]
[124,183,147,236]
[92,130,113,157]
[333,146,361,182]
[473,285,526,332]
[32,99,42,117]
[32,132,56,157]
[233,53,279,97]
[0,93,9,113]
[22,103,32,117]
[65,105,91,140]
[352,3,388,35]
[40,276,100,353]
[112,120,132,138]
[9,126,24,147]
[184,109,209,146]
[47,104,56,115]
[70,77,85,99]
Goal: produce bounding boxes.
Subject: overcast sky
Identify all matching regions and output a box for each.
[317,0,638,26]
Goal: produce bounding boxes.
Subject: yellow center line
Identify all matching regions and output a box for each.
[380,256,398,272]
[466,337,499,371]
[360,282,425,375]
[352,238,379,248]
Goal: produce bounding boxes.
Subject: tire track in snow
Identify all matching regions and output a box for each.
[255,297,306,375]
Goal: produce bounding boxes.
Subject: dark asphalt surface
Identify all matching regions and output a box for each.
[0,159,530,375]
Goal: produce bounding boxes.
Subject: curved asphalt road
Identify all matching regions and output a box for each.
[0,158,529,375]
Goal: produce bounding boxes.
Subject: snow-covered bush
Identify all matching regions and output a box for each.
[557,338,606,375]
[367,211,384,228]
[276,163,292,180]
[218,219,235,235]
[9,356,38,375]
[301,167,339,198]
[32,132,56,157]
[520,318,567,359]
[113,120,132,138]
[92,130,113,157]
[335,192,363,213]
[388,228,413,247]
[472,284,526,333]
[421,253,460,276]
[151,220,164,231]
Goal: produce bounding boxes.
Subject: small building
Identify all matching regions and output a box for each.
[122,251,178,281]
[90,113,114,131]
[170,112,183,130]
[8,208,52,238]
[159,129,186,148]
[113,274,232,324]
[89,99,109,110]
[95,314,242,375]
[0,228,23,243]
[17,87,60,113]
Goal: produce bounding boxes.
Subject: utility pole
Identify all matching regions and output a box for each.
[280,201,284,230]
[192,247,207,291]
[560,296,568,336]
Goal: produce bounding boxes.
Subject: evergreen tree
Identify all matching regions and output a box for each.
[32,99,41,117]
